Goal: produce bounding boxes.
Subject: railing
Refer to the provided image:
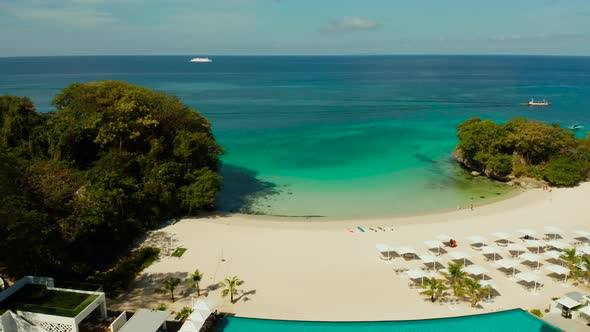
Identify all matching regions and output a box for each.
[53,281,104,293]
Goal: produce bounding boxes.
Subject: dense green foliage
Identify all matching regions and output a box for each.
[0,81,223,281]
[88,247,160,296]
[175,306,193,321]
[456,117,590,186]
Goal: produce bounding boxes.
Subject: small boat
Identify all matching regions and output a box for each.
[527,99,550,106]
[568,124,584,130]
[190,57,212,63]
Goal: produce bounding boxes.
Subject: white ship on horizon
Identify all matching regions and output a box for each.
[527,98,550,106]
[190,57,213,63]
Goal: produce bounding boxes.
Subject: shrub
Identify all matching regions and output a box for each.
[89,247,160,296]
[529,309,543,318]
[543,155,589,186]
[154,304,167,311]
[485,154,513,176]
[175,306,193,321]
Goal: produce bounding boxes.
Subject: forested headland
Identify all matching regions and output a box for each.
[0,81,223,285]
[454,117,590,186]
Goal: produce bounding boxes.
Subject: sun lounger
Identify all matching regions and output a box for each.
[357,226,365,232]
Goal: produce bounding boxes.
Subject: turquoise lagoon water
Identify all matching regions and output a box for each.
[1,56,590,217]
[217,310,560,332]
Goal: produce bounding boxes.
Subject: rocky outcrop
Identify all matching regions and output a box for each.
[507,177,546,189]
[453,148,511,182]
[452,148,483,173]
[453,148,543,186]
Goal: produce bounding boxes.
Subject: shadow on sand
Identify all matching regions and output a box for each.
[216,164,280,214]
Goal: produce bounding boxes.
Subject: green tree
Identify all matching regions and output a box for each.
[163,278,182,302]
[189,269,204,297]
[455,117,588,186]
[441,262,467,297]
[560,248,581,279]
[580,256,590,285]
[420,277,448,302]
[222,276,245,303]
[544,155,589,186]
[0,81,224,282]
[0,96,48,158]
[179,168,222,213]
[463,277,490,307]
[175,306,193,321]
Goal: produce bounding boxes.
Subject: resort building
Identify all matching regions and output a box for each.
[0,276,172,332]
[0,276,107,332]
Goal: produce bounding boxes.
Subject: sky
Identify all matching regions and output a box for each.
[1,0,590,56]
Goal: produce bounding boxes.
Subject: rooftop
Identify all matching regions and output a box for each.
[0,284,98,317]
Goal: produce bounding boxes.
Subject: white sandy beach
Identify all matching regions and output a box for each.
[111,183,590,328]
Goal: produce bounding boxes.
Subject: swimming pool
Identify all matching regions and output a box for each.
[217,309,561,332]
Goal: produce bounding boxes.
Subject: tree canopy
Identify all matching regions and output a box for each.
[0,81,223,279]
[455,117,590,186]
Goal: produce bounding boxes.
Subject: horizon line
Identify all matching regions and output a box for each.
[1,53,590,59]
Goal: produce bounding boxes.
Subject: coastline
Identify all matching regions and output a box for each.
[112,183,590,326]
[219,185,526,223]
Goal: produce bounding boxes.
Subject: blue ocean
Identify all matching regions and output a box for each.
[1,55,589,217]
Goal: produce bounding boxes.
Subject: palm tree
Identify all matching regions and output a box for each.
[189,269,204,297]
[580,256,590,285]
[440,262,467,297]
[420,277,448,302]
[463,277,490,308]
[221,276,245,303]
[163,278,181,302]
[560,248,581,278]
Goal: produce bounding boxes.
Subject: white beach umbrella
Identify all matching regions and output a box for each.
[465,264,490,280]
[419,254,442,271]
[480,280,497,302]
[492,232,512,245]
[517,228,538,237]
[544,226,562,240]
[492,232,512,240]
[482,246,502,262]
[520,252,542,270]
[547,240,568,250]
[467,235,487,246]
[496,258,520,278]
[543,250,562,261]
[479,280,498,302]
[575,230,590,241]
[524,239,544,254]
[516,272,543,292]
[507,243,527,257]
[396,246,417,256]
[376,244,396,260]
[449,251,471,265]
[406,269,430,286]
[577,245,590,255]
[545,264,570,283]
[424,240,444,256]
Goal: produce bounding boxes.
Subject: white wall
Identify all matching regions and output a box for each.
[109,312,128,332]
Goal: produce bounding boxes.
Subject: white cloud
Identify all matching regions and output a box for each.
[12,7,116,26]
[322,16,379,33]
